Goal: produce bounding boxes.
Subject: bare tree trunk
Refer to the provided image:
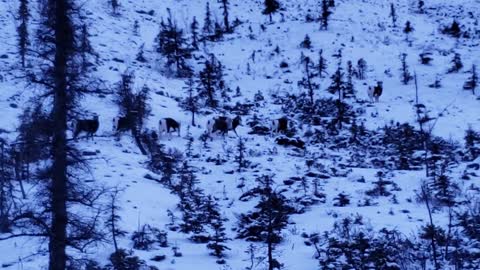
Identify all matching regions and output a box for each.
[421,185,440,270]
[49,0,70,268]
[222,0,230,33]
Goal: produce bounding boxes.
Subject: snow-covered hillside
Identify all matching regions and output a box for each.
[0,0,479,269]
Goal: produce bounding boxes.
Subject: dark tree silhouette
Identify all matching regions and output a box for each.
[300,34,312,49]
[155,9,192,77]
[237,175,294,270]
[17,0,29,68]
[182,77,199,126]
[298,56,319,104]
[318,49,328,78]
[447,53,463,73]
[197,54,224,108]
[219,0,231,33]
[191,16,199,49]
[110,0,119,14]
[400,53,412,84]
[203,2,214,40]
[320,0,332,30]
[463,64,477,95]
[389,3,397,28]
[263,0,280,23]
[7,1,107,268]
[443,20,461,38]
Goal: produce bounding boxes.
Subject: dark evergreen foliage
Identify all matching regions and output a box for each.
[298,56,319,104]
[389,3,397,28]
[300,35,312,49]
[155,10,192,77]
[202,2,214,40]
[190,16,199,49]
[356,58,366,80]
[106,249,149,270]
[318,49,328,78]
[320,0,331,30]
[17,0,29,68]
[263,0,280,22]
[400,53,412,84]
[464,127,480,161]
[114,71,151,154]
[237,175,294,270]
[219,0,231,33]
[442,20,462,38]
[447,53,463,73]
[197,54,225,108]
[309,219,416,269]
[463,65,477,95]
[110,0,119,14]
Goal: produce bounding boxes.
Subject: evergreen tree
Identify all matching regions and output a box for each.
[431,173,458,207]
[203,2,214,40]
[463,64,477,95]
[136,43,147,63]
[182,77,199,126]
[204,196,230,261]
[237,175,294,270]
[299,55,319,104]
[327,63,345,99]
[79,24,96,71]
[447,53,463,73]
[114,71,151,154]
[197,54,224,108]
[0,141,15,232]
[400,53,412,84]
[17,0,29,68]
[10,1,106,268]
[219,0,231,33]
[318,49,328,78]
[418,0,425,13]
[155,10,192,77]
[320,0,331,30]
[191,16,199,50]
[300,34,312,49]
[207,217,230,262]
[356,58,367,80]
[235,137,248,172]
[106,187,127,253]
[110,0,119,14]
[404,21,414,35]
[389,3,397,28]
[176,161,205,234]
[345,60,355,98]
[213,22,224,41]
[464,127,480,161]
[443,20,461,38]
[263,0,280,23]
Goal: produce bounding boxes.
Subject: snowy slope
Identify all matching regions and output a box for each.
[0,0,479,269]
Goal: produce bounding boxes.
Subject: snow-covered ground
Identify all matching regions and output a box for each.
[0,0,479,269]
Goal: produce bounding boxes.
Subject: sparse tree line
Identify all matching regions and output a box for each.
[1,0,479,269]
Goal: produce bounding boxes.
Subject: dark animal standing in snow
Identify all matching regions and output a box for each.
[207,116,242,136]
[270,117,289,135]
[112,116,132,133]
[373,81,383,102]
[368,81,383,102]
[159,117,181,137]
[73,115,99,140]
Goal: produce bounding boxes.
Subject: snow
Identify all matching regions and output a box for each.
[0,0,479,269]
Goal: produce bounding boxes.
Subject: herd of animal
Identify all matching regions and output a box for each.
[72,82,382,142]
[71,114,291,141]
